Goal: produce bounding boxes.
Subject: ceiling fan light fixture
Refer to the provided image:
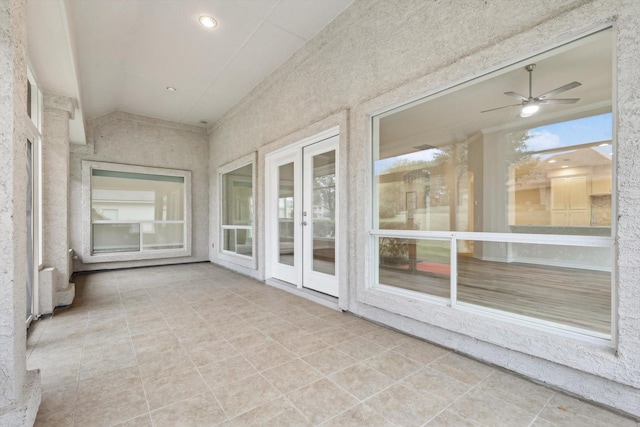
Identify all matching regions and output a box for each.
[199,15,217,28]
[520,104,540,117]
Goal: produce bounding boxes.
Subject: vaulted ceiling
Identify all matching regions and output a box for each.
[27,0,354,143]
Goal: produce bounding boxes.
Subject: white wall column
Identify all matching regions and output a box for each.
[0,0,42,424]
[40,93,75,313]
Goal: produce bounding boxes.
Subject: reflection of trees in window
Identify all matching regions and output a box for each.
[313,174,335,218]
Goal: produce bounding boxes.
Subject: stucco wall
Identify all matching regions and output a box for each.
[208,0,640,417]
[41,93,74,311]
[0,0,42,423]
[70,112,209,271]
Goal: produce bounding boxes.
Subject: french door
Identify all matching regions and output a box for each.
[266,133,339,297]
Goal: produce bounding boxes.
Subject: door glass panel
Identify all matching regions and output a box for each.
[312,150,336,275]
[278,163,295,266]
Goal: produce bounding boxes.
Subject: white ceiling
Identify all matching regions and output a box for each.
[27,0,353,138]
[378,29,613,158]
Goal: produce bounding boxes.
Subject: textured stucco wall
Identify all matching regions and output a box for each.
[0,0,41,423]
[70,112,209,271]
[208,0,640,417]
[41,92,74,311]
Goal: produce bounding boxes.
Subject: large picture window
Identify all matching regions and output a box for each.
[218,153,256,268]
[371,29,614,340]
[82,162,191,263]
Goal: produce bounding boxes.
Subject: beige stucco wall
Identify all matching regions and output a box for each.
[208,0,640,417]
[0,0,42,423]
[40,92,75,312]
[70,112,209,272]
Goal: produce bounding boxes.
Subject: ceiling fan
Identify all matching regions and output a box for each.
[481,64,581,117]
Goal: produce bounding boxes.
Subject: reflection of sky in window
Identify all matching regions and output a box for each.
[526,113,612,155]
[376,113,613,174]
[375,148,443,175]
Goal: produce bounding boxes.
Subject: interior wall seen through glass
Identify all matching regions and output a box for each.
[374,29,613,240]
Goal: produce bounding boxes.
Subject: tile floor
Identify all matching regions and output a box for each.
[27,263,636,426]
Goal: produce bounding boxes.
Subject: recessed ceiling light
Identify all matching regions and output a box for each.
[561,165,569,168]
[548,160,557,163]
[599,142,609,146]
[166,86,177,92]
[199,16,217,28]
[200,120,208,124]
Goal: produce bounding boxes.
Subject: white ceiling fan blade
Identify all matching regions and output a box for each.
[538,98,580,104]
[536,81,581,100]
[481,103,521,113]
[504,91,528,102]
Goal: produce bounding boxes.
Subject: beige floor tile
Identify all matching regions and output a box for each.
[142,366,208,410]
[221,396,310,427]
[243,343,297,371]
[262,359,324,393]
[280,333,330,357]
[31,265,636,427]
[302,347,357,375]
[363,350,422,381]
[329,363,395,400]
[365,384,446,427]
[539,393,637,426]
[448,387,538,426]
[74,367,148,427]
[393,338,449,365]
[529,417,556,427]
[295,316,338,334]
[112,414,153,426]
[131,330,181,355]
[212,373,281,418]
[150,392,227,427]
[321,403,395,427]
[185,337,241,367]
[315,327,358,346]
[361,327,406,349]
[198,355,258,389]
[287,378,358,425]
[429,353,494,386]
[79,340,137,380]
[425,410,479,426]
[400,366,470,405]
[29,358,81,391]
[137,345,196,379]
[341,318,384,336]
[262,323,311,344]
[33,384,77,427]
[226,329,275,353]
[218,320,260,340]
[333,336,387,361]
[474,370,555,414]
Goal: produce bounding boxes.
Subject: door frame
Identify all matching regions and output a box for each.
[265,126,342,303]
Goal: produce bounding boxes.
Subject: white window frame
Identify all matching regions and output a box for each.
[81,161,192,263]
[25,65,43,322]
[218,152,257,269]
[368,27,616,345]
